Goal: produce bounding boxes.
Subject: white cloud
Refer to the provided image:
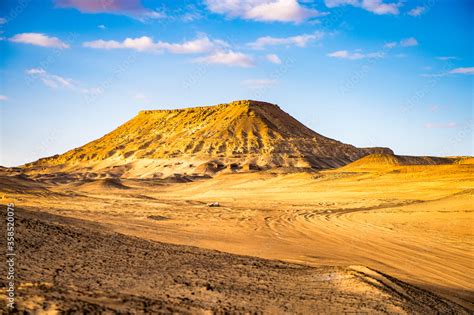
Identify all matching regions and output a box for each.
[98,24,106,29]
[83,39,123,49]
[10,33,70,49]
[327,50,384,60]
[449,67,474,75]
[54,0,166,21]
[436,56,457,61]
[421,67,474,77]
[194,51,254,67]
[400,37,418,47]
[383,37,419,49]
[26,68,47,75]
[122,36,155,51]
[425,122,457,129]
[205,0,325,23]
[266,54,282,64]
[324,0,400,15]
[242,79,277,89]
[0,18,7,24]
[26,68,74,89]
[181,5,204,22]
[248,31,324,49]
[26,68,100,93]
[83,35,228,54]
[141,11,166,20]
[408,6,425,17]
[383,41,397,49]
[325,0,358,6]
[420,73,447,78]
[362,0,400,14]
[160,37,229,54]
[0,95,8,101]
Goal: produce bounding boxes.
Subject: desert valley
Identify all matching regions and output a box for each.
[1,100,473,313]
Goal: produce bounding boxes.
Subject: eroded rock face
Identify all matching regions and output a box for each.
[25,100,392,176]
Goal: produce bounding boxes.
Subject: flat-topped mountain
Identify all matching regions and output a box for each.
[28,100,393,177]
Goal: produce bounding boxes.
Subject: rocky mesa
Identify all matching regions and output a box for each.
[26,100,393,177]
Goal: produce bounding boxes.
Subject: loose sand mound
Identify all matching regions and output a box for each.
[340,153,453,171]
[3,209,467,314]
[74,178,130,191]
[161,174,193,183]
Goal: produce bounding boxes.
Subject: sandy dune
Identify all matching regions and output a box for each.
[1,160,472,312]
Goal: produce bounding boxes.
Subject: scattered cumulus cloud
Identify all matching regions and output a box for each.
[400,37,418,47]
[10,33,70,49]
[0,18,7,24]
[266,54,282,64]
[26,68,99,93]
[54,0,165,20]
[83,35,228,54]
[98,24,106,29]
[182,11,203,22]
[177,3,205,22]
[421,67,474,77]
[324,0,401,15]
[420,73,446,78]
[425,122,458,129]
[84,34,251,68]
[383,41,397,49]
[193,51,254,68]
[242,79,277,89]
[205,0,326,23]
[248,31,324,49]
[408,6,426,16]
[436,56,457,61]
[0,95,8,101]
[83,39,123,49]
[449,67,474,75]
[26,68,47,75]
[26,68,74,89]
[383,37,419,49]
[327,50,384,60]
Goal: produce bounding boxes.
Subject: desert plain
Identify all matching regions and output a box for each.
[1,101,473,313]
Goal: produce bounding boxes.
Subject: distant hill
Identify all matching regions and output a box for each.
[339,154,455,172]
[26,100,393,177]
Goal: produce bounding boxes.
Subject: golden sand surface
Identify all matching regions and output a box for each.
[3,159,472,310]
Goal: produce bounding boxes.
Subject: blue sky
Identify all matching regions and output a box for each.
[0,0,472,166]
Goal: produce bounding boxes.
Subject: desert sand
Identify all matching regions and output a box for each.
[1,157,473,313]
[1,101,473,313]
[1,208,468,313]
